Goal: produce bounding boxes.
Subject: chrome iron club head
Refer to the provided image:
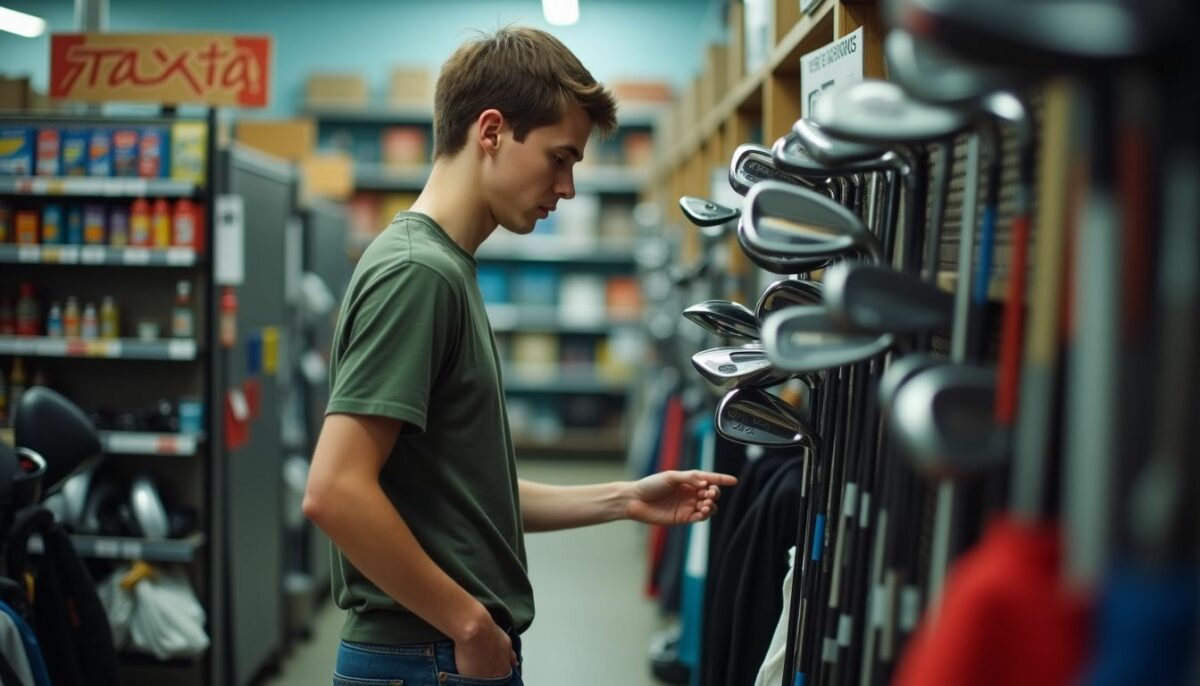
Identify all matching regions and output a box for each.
[761,306,895,372]
[683,299,761,340]
[691,343,792,391]
[823,261,954,335]
[715,387,817,449]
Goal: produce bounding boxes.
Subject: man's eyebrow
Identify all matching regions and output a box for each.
[558,145,583,162]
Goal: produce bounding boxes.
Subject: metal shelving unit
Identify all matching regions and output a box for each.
[0,244,200,267]
[0,336,198,360]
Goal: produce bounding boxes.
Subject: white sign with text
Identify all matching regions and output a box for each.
[800,27,865,117]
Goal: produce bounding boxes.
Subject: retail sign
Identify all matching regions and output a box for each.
[799,27,864,117]
[49,33,272,107]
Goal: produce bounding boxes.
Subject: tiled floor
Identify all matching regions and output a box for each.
[262,459,669,685]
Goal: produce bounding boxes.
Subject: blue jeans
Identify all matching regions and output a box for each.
[333,632,524,686]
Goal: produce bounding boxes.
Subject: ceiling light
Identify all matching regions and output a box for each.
[542,0,579,26]
[0,6,46,38]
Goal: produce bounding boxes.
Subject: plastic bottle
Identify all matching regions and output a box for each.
[219,287,237,348]
[65,205,83,245]
[14,210,38,245]
[100,296,119,339]
[172,198,198,249]
[15,283,39,336]
[83,204,106,245]
[46,301,64,337]
[0,296,14,335]
[41,204,63,244]
[63,296,81,338]
[81,301,98,340]
[0,200,10,243]
[172,280,193,338]
[108,206,129,247]
[152,198,172,248]
[129,198,151,246]
[9,357,26,416]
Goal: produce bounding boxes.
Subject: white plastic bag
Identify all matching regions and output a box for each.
[97,562,210,660]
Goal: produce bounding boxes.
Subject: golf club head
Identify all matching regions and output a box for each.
[791,119,909,173]
[884,29,1022,105]
[877,352,944,417]
[823,262,954,334]
[735,222,835,275]
[728,144,829,196]
[691,343,792,391]
[761,306,895,372]
[715,387,817,449]
[683,299,761,340]
[755,279,825,321]
[679,195,740,233]
[743,181,884,262]
[884,0,1184,68]
[812,79,974,145]
[890,361,1005,477]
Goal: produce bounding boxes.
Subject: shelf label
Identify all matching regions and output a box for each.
[165,248,194,266]
[93,538,121,558]
[168,340,196,359]
[80,246,106,264]
[800,26,865,117]
[17,246,39,263]
[41,247,61,263]
[124,248,151,265]
[59,246,80,263]
[37,338,69,356]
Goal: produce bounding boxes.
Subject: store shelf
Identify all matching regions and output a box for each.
[30,532,205,563]
[0,336,198,361]
[514,429,627,456]
[487,304,640,334]
[100,431,204,456]
[476,235,635,264]
[354,163,431,190]
[0,244,199,267]
[936,270,1008,303]
[0,176,199,197]
[309,102,663,128]
[306,103,435,124]
[352,163,646,194]
[504,368,630,394]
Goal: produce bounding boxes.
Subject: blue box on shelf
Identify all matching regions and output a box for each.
[477,265,510,304]
[511,266,559,307]
[61,129,90,176]
[0,128,34,175]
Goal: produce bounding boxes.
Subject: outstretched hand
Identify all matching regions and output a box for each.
[625,470,739,526]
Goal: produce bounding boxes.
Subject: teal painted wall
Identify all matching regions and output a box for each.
[0,0,722,116]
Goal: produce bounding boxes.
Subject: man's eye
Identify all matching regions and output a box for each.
[553,155,566,165]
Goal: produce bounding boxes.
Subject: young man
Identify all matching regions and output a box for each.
[304,26,736,686]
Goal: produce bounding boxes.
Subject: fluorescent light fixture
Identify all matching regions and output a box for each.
[542,0,579,26]
[0,6,46,38]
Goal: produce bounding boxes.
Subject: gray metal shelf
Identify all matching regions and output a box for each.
[30,532,206,563]
[0,336,198,360]
[0,244,199,267]
[0,176,199,197]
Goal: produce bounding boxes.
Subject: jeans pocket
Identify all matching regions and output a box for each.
[438,670,513,685]
[332,675,405,686]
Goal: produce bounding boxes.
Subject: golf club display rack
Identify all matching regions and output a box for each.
[638,1,1200,685]
[0,110,355,685]
[307,104,661,459]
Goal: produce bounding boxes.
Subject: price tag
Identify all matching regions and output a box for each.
[41,247,61,263]
[38,338,68,356]
[124,248,151,265]
[121,540,145,560]
[165,248,194,266]
[229,388,250,421]
[102,180,123,196]
[58,246,80,264]
[94,538,121,558]
[17,246,39,263]
[168,340,196,360]
[80,246,106,264]
[13,178,33,193]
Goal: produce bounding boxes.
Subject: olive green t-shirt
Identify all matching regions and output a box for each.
[325,211,533,644]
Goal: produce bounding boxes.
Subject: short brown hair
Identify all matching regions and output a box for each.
[433,26,618,159]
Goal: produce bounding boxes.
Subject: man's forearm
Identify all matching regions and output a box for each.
[519,478,635,532]
[307,481,492,641]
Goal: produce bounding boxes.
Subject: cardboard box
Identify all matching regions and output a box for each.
[299,152,354,201]
[611,80,673,104]
[305,73,368,109]
[235,119,316,161]
[387,67,432,106]
[0,77,31,111]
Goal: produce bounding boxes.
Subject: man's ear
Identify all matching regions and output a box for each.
[477,109,505,156]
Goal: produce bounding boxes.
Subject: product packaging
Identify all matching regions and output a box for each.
[0,128,34,175]
[138,127,167,178]
[61,129,90,176]
[112,129,140,177]
[170,122,207,184]
[35,128,61,176]
[14,210,38,245]
[41,204,63,244]
[89,129,112,176]
[83,204,106,244]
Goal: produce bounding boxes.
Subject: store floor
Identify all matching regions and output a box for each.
[262,458,667,686]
